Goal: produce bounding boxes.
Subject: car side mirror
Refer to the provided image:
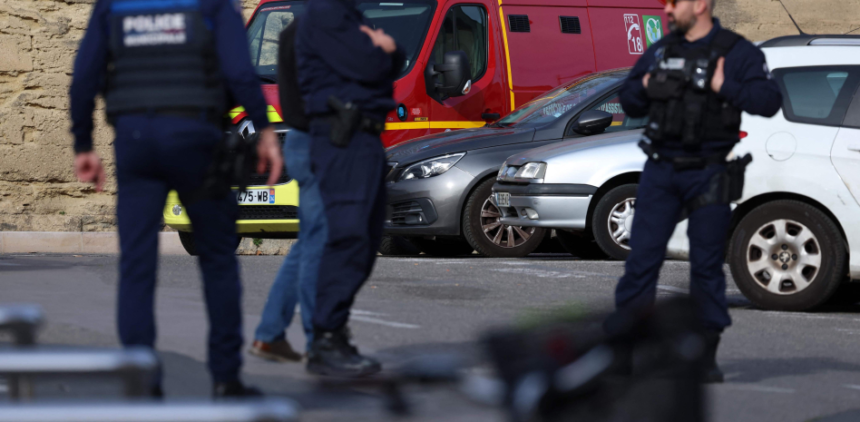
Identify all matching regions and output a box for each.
[572,110,614,136]
[425,51,472,103]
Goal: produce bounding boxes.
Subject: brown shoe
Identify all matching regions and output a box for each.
[249,339,303,362]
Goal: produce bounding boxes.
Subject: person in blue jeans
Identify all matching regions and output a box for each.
[250,129,327,360]
[249,20,326,361]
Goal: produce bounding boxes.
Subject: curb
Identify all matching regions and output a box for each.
[0,232,185,255]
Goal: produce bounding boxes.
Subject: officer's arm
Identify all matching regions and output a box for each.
[211,0,270,131]
[69,0,111,154]
[619,48,656,118]
[718,46,783,118]
[307,6,395,83]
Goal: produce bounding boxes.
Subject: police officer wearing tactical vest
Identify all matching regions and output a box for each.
[296,0,405,377]
[70,0,282,396]
[616,0,782,382]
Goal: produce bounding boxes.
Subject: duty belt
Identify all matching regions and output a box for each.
[638,140,726,171]
[326,115,385,136]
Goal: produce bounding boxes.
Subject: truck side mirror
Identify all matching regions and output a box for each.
[425,51,472,103]
[572,110,614,136]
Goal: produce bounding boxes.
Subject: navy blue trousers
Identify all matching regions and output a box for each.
[309,122,386,332]
[114,114,243,383]
[616,159,732,332]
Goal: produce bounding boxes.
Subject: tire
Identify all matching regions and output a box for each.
[178,231,198,256]
[178,232,241,256]
[378,236,421,256]
[462,178,546,257]
[728,200,847,311]
[556,230,608,259]
[592,184,638,261]
[410,237,475,257]
[826,282,860,306]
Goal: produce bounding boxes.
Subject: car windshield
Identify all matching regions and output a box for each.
[495,71,629,128]
[246,0,436,81]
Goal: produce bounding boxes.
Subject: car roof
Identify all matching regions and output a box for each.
[760,34,860,48]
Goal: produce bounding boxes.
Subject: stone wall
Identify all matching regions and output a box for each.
[0,0,857,233]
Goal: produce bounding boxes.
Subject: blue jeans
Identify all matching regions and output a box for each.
[254,130,327,351]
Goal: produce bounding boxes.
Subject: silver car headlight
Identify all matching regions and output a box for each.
[399,153,465,181]
[514,162,547,180]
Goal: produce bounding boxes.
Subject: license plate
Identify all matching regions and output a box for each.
[495,192,510,207]
[237,189,276,205]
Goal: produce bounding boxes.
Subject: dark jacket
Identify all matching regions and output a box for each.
[295,0,406,120]
[277,19,309,132]
[619,19,782,153]
[69,0,270,153]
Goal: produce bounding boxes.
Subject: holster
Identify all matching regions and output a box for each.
[185,131,257,205]
[327,96,362,148]
[685,153,753,214]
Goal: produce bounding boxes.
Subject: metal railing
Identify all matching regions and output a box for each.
[0,400,300,422]
[0,347,158,399]
[0,305,43,345]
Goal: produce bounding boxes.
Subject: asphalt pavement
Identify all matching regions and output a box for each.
[2,252,860,421]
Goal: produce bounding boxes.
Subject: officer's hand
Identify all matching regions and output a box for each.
[256,127,283,186]
[360,25,397,54]
[642,73,651,89]
[711,57,726,93]
[74,152,106,192]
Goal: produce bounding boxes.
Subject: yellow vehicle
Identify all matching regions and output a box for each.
[163,123,298,255]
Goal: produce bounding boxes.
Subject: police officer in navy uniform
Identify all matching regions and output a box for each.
[70,0,282,396]
[616,0,782,382]
[296,0,405,376]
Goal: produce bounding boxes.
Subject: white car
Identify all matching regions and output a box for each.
[495,34,860,311]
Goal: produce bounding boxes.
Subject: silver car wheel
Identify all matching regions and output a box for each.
[607,198,635,251]
[745,218,822,295]
[481,195,536,248]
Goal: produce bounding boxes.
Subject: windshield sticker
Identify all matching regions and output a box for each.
[623,14,644,55]
[260,5,291,11]
[643,15,663,48]
[597,102,623,115]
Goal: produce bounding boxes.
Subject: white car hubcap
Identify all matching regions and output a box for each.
[745,219,822,295]
[608,198,635,250]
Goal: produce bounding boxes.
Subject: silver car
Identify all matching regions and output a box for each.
[493,129,646,260]
[382,69,645,257]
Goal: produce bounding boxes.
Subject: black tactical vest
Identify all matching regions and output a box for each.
[645,29,743,150]
[105,0,226,116]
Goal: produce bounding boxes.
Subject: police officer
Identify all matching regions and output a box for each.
[69,0,282,396]
[616,0,781,382]
[296,0,405,377]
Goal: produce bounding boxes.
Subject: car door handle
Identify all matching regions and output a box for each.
[482,113,501,120]
[848,141,860,152]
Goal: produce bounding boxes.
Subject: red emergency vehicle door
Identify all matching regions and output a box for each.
[425,1,508,134]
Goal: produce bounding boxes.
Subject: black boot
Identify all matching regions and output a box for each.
[306,327,381,377]
[701,330,724,384]
[212,381,263,398]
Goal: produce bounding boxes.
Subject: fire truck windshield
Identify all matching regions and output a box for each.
[247,0,436,82]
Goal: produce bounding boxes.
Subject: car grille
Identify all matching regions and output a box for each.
[238,205,298,220]
[391,201,426,225]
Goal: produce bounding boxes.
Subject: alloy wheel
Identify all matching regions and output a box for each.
[480,195,536,248]
[607,198,635,251]
[745,219,822,295]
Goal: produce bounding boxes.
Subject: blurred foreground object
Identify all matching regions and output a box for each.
[484,298,706,422]
[0,304,43,345]
[0,400,299,422]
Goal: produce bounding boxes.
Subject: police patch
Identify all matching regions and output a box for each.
[123,13,188,46]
